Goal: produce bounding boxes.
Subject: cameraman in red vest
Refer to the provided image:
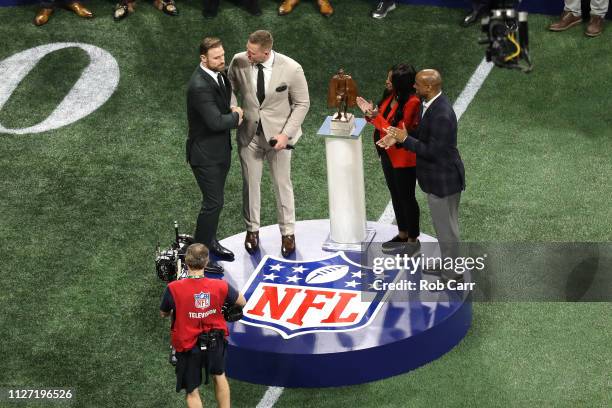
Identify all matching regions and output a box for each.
[160,243,246,408]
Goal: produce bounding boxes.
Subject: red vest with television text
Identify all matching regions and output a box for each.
[168,277,229,352]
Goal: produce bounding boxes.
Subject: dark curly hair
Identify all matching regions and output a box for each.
[379,63,417,127]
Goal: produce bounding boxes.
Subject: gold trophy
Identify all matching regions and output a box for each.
[327,68,358,135]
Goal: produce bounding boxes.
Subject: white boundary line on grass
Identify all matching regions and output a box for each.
[256,386,285,408]
[255,57,494,408]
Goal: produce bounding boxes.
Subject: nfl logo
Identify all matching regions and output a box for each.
[240,252,400,339]
[194,292,210,309]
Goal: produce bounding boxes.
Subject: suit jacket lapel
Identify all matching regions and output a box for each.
[263,54,286,107]
[199,66,228,105]
[240,56,258,106]
[421,94,443,122]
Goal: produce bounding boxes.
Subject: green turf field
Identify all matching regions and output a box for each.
[0,1,610,407]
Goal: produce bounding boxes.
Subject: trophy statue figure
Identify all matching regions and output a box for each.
[327,69,358,135]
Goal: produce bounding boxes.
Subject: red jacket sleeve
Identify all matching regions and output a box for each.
[399,96,420,131]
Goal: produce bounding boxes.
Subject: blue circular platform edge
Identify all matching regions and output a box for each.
[226,299,472,387]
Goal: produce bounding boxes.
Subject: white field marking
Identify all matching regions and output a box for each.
[377,57,494,224]
[257,58,495,408]
[255,386,284,408]
[0,42,119,134]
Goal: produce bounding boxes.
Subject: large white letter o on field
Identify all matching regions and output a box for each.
[0,42,119,134]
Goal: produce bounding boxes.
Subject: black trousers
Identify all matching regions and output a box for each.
[380,152,420,239]
[472,0,491,13]
[191,162,229,248]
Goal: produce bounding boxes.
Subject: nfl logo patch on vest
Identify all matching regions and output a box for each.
[194,292,210,309]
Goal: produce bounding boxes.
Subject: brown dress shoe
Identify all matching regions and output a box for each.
[585,15,604,37]
[317,0,333,16]
[281,234,295,258]
[34,8,53,26]
[278,0,299,16]
[549,11,581,31]
[66,2,94,18]
[245,231,260,255]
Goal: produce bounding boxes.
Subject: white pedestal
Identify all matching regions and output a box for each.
[325,135,367,243]
[317,116,372,251]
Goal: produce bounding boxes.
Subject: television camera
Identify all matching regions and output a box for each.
[480,0,533,73]
[155,221,192,282]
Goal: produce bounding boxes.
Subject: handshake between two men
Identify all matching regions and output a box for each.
[230,105,290,151]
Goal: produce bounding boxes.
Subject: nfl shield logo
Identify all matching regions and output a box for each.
[240,252,400,339]
[194,292,210,309]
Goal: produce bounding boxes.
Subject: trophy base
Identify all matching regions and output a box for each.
[322,226,377,253]
[330,113,355,136]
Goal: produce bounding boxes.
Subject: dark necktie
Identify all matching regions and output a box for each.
[256,63,265,104]
[217,73,224,89]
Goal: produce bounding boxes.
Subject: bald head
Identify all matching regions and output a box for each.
[414,69,442,100]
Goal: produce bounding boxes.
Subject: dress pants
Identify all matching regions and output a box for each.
[191,162,229,248]
[471,0,490,13]
[565,0,609,17]
[427,191,461,263]
[379,152,420,239]
[239,132,295,235]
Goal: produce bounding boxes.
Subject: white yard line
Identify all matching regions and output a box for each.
[256,386,285,408]
[256,57,493,408]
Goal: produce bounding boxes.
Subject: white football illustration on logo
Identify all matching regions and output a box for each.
[305,265,350,284]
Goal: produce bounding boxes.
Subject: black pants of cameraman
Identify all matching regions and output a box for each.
[175,335,227,393]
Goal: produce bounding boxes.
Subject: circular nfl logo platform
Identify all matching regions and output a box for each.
[216,219,471,387]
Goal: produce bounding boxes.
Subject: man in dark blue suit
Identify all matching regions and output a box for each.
[379,69,465,279]
[186,37,243,274]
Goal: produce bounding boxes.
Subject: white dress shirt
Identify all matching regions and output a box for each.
[250,50,275,98]
[200,63,224,87]
[421,91,442,117]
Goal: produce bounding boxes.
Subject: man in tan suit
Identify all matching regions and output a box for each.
[228,30,310,258]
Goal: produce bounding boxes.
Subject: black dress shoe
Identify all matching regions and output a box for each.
[245,231,259,255]
[205,261,224,274]
[281,234,295,258]
[210,238,235,262]
[461,9,482,27]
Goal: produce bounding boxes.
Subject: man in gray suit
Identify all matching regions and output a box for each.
[228,30,310,258]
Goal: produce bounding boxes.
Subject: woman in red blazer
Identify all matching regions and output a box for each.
[357,64,421,253]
